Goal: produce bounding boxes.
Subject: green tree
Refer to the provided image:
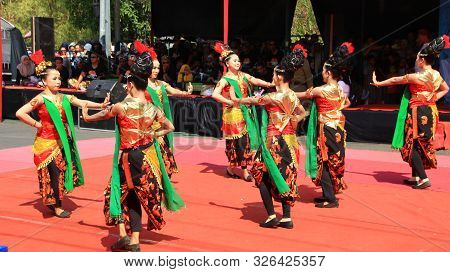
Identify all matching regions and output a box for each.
[1,0,98,47]
[119,0,151,42]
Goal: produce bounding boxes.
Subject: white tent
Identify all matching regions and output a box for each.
[1,17,15,74]
[2,17,28,80]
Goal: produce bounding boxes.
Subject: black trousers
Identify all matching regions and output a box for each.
[48,161,62,208]
[259,174,291,218]
[411,142,428,180]
[321,165,337,203]
[124,190,142,233]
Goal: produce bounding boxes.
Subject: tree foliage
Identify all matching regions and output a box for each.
[119,0,151,41]
[1,0,98,47]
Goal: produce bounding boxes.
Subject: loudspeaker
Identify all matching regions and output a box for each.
[31,17,54,61]
[86,79,127,103]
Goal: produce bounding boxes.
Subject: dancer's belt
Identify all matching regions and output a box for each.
[121,142,153,189]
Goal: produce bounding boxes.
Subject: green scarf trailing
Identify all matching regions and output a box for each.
[305,101,318,178]
[260,108,290,194]
[223,76,260,150]
[391,87,411,149]
[109,124,122,218]
[153,138,185,211]
[146,84,174,149]
[43,95,84,191]
[109,125,185,218]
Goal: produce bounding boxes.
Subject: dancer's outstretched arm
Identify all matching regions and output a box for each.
[296,87,324,99]
[243,73,274,88]
[160,80,193,96]
[371,72,420,87]
[82,102,122,122]
[233,91,259,105]
[70,93,110,109]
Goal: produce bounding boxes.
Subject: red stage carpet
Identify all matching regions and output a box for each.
[0,136,449,252]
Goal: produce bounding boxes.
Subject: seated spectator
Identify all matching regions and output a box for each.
[159,55,176,85]
[117,54,136,84]
[71,57,85,79]
[54,57,69,88]
[74,52,107,90]
[16,55,35,85]
[253,62,272,83]
[75,43,85,57]
[68,57,85,89]
[84,43,92,55]
[55,46,68,58]
[68,42,76,58]
[202,55,219,84]
[177,64,193,90]
[241,57,252,73]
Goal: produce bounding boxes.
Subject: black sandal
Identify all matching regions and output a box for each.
[226,169,239,179]
[315,201,339,208]
[55,210,71,218]
[314,197,327,203]
[111,236,130,252]
[412,180,431,189]
[403,179,418,185]
[277,220,294,229]
[126,243,141,252]
[259,217,279,228]
[243,174,253,182]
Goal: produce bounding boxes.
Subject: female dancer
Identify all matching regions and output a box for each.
[299,43,353,208]
[135,40,193,176]
[82,54,184,252]
[372,35,449,189]
[237,46,307,228]
[212,42,275,182]
[16,55,109,218]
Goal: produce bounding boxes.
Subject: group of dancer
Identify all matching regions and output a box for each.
[15,34,449,251]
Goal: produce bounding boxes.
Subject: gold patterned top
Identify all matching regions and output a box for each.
[409,69,444,107]
[259,90,302,136]
[315,83,346,129]
[118,97,166,149]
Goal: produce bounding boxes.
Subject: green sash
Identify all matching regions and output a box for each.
[146,84,174,149]
[43,95,84,191]
[305,101,318,178]
[260,108,290,194]
[109,123,122,218]
[153,138,185,211]
[391,87,411,149]
[223,76,260,150]
[109,125,185,218]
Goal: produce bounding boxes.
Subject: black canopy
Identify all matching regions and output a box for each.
[151,0,297,41]
[310,0,440,47]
